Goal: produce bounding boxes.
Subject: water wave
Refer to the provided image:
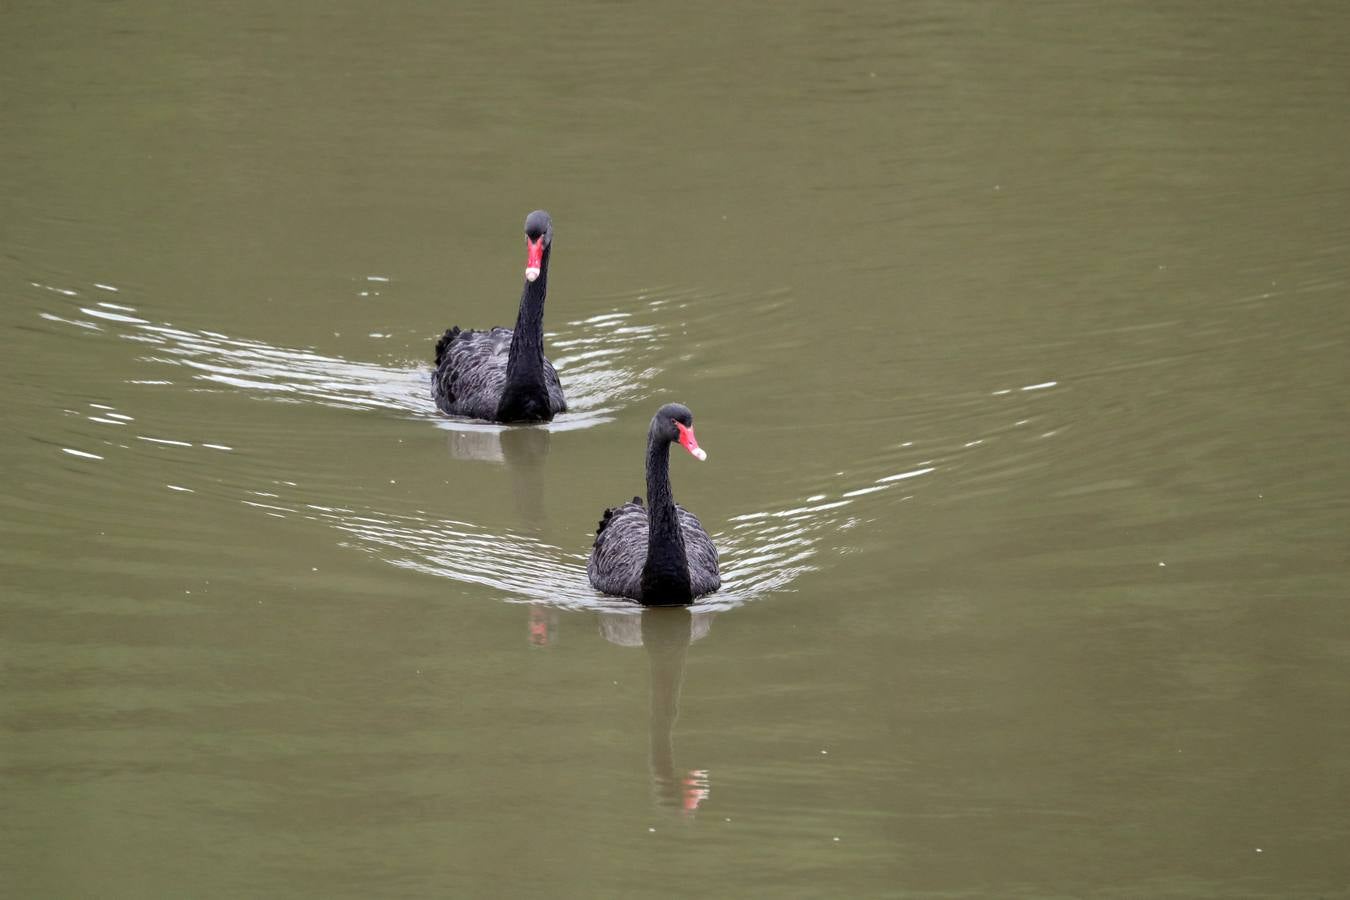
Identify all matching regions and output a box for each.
[254,458,945,613]
[29,279,1068,612]
[33,281,678,433]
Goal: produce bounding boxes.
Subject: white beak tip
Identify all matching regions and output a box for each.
[691,448,707,461]
[525,267,541,282]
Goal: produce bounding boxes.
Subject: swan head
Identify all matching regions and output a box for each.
[652,403,707,461]
[523,210,553,282]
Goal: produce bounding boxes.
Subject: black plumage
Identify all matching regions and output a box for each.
[432,210,567,423]
[588,404,720,605]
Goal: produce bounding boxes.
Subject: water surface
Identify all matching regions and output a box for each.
[3,2,1349,897]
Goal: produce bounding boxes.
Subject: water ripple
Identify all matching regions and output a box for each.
[25,278,1072,613]
[252,459,940,612]
[35,283,684,433]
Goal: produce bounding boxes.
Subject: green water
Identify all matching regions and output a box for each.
[3,2,1349,897]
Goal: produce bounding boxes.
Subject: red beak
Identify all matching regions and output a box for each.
[674,421,707,461]
[525,237,544,282]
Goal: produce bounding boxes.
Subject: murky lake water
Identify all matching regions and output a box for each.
[4,2,1349,896]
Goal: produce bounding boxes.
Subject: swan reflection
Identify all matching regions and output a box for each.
[442,421,551,466]
[444,423,554,524]
[527,604,560,648]
[598,608,714,812]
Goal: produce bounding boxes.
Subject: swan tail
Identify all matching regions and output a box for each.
[434,327,462,367]
[595,497,643,536]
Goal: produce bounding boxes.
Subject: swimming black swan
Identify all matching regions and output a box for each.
[588,404,720,605]
[432,210,566,422]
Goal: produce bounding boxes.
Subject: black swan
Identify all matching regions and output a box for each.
[432,210,566,422]
[588,403,720,605]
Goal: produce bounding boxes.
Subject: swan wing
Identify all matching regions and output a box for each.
[432,327,512,419]
[588,498,647,598]
[677,505,721,596]
[544,356,567,414]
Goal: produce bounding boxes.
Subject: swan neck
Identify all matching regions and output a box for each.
[497,249,550,417]
[642,435,691,602]
[506,256,547,377]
